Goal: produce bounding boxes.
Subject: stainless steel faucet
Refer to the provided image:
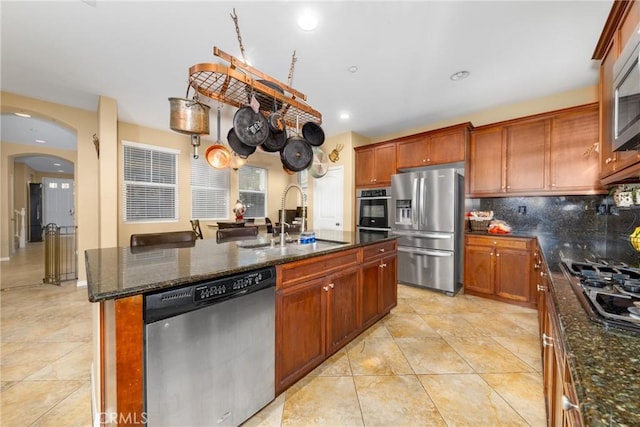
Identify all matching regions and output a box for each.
[280,184,306,247]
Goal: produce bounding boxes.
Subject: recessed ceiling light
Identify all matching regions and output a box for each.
[35,139,46,143]
[15,112,31,118]
[339,112,350,120]
[450,70,470,81]
[297,9,318,31]
[347,66,358,73]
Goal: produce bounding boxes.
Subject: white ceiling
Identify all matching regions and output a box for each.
[1,0,612,172]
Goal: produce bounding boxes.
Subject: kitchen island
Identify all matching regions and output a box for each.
[85,230,397,425]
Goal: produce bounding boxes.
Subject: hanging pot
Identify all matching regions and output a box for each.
[268,111,286,133]
[228,128,256,158]
[168,97,210,135]
[233,106,269,147]
[280,136,313,172]
[308,147,330,178]
[254,80,284,112]
[260,127,288,153]
[302,121,325,146]
[205,109,231,169]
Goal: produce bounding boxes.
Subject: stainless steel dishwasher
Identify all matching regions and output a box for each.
[144,266,276,426]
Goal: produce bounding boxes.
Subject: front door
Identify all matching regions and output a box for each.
[43,177,75,227]
[313,166,344,231]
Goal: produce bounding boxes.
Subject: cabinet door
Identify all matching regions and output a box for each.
[396,136,428,169]
[550,106,604,193]
[429,129,465,164]
[380,253,398,314]
[373,144,397,186]
[495,247,532,303]
[355,148,375,187]
[464,244,494,294]
[469,127,505,195]
[361,259,381,328]
[506,119,547,193]
[326,266,360,355]
[276,278,326,393]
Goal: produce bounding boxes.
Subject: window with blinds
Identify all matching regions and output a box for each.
[239,166,267,218]
[191,156,230,220]
[123,141,179,222]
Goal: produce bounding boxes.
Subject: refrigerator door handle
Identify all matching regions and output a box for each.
[411,178,418,227]
[419,177,425,229]
[398,247,453,257]
[391,230,452,239]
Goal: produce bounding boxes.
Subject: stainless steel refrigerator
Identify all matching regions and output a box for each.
[390,164,464,295]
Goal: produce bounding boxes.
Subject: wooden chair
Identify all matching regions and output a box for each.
[216,227,258,242]
[190,220,203,239]
[130,230,197,249]
[217,221,246,229]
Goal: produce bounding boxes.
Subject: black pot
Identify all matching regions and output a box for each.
[280,136,312,172]
[260,128,287,153]
[233,106,269,147]
[228,128,256,158]
[302,122,325,146]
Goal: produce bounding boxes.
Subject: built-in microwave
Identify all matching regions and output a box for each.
[356,187,391,231]
[613,23,640,151]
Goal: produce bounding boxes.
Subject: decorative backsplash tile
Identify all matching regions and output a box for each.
[466,196,640,266]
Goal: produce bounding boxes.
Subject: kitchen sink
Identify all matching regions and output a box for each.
[237,238,349,255]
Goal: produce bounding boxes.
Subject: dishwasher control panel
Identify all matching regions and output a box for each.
[145,266,276,323]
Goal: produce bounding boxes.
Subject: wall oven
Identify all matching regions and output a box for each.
[356,187,391,233]
[613,22,640,151]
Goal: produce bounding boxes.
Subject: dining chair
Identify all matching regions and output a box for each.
[216,226,258,242]
[190,219,203,239]
[217,221,246,229]
[130,230,197,247]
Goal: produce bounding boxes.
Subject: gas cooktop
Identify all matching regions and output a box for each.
[561,259,640,333]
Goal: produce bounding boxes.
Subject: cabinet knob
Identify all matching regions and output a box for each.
[496,253,500,257]
[561,395,579,411]
[540,271,547,277]
[537,284,547,292]
[329,283,335,289]
[379,248,385,252]
[323,286,329,292]
[506,185,511,189]
[379,263,387,268]
[542,333,554,347]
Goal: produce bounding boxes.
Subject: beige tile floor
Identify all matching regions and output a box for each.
[1,243,545,426]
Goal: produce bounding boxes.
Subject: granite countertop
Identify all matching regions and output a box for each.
[547,265,640,426]
[85,230,393,302]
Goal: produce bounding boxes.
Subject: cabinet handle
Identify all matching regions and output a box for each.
[542,333,554,347]
[537,284,547,292]
[561,395,579,411]
[379,263,387,268]
[329,283,335,289]
[379,248,385,253]
[323,286,329,292]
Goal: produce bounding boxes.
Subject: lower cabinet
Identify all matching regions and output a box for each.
[464,234,537,308]
[541,286,582,426]
[275,242,397,395]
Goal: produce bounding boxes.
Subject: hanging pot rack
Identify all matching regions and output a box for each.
[188,47,322,131]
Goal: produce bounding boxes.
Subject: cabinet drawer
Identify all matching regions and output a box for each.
[465,234,532,250]
[277,249,359,289]
[363,240,397,260]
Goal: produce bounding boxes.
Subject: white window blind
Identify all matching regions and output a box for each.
[191,156,230,220]
[123,141,179,222]
[239,166,267,218]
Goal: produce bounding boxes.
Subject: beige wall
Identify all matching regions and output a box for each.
[360,85,599,146]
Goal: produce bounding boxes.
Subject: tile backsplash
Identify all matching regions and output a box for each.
[466,196,640,266]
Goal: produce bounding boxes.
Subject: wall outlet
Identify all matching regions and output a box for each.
[518,206,527,215]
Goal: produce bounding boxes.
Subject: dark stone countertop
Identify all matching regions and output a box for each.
[85,230,394,302]
[467,230,640,425]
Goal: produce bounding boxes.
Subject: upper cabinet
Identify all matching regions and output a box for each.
[396,123,470,170]
[595,0,640,184]
[468,104,606,197]
[354,142,396,187]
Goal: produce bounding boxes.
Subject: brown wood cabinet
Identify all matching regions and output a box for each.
[541,284,582,426]
[355,142,396,187]
[595,1,640,184]
[395,123,470,170]
[468,105,605,197]
[275,242,398,395]
[361,240,398,329]
[464,235,537,308]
